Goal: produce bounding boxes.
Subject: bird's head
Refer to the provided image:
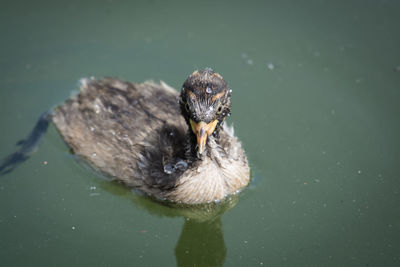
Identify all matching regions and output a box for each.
[179,68,232,155]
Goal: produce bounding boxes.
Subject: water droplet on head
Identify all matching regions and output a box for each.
[229,89,232,93]
[206,87,212,94]
[92,152,97,157]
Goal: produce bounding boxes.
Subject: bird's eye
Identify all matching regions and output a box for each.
[185,103,190,111]
[218,106,223,112]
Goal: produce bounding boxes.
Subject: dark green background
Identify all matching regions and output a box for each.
[1,0,399,266]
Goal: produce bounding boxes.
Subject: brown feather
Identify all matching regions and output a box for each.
[52,74,250,204]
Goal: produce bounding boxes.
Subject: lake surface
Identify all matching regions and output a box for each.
[1,0,399,266]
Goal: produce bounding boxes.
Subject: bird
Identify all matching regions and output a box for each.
[21,68,250,204]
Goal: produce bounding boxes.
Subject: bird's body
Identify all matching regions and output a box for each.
[52,70,250,204]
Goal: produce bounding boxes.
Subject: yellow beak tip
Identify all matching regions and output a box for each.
[190,119,218,154]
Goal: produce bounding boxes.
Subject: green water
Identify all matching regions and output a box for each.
[1,0,400,266]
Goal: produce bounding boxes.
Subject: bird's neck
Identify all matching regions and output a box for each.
[185,130,222,163]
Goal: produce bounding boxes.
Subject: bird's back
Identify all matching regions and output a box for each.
[52,78,188,197]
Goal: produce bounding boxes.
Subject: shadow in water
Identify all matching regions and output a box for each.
[0,111,51,175]
[98,179,239,266]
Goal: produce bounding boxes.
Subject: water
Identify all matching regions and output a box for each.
[1,0,400,266]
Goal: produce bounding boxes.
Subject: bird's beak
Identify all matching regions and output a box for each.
[190,119,218,154]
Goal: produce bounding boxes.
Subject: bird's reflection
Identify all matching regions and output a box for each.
[99,179,239,267]
[175,217,225,267]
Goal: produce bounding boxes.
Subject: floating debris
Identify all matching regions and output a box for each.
[267,63,275,70]
[241,53,254,65]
